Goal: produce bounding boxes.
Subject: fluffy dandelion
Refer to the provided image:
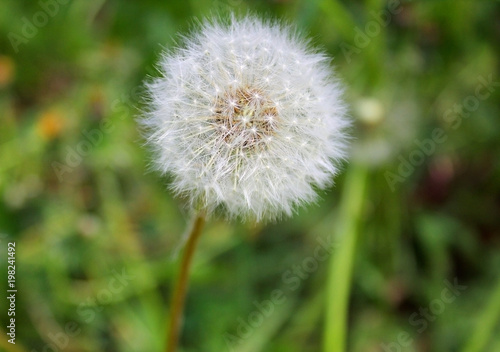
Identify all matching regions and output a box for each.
[142,15,349,222]
[141,14,350,352]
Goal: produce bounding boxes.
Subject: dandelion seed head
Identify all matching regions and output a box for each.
[141,14,349,222]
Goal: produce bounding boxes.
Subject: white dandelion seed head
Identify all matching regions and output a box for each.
[141,14,350,222]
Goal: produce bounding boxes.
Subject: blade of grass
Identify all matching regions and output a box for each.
[462,278,500,352]
[323,164,368,352]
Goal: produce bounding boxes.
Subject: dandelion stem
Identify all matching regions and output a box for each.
[166,212,205,352]
[324,164,368,352]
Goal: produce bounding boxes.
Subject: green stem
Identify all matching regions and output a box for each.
[462,278,500,352]
[323,164,368,352]
[166,212,206,352]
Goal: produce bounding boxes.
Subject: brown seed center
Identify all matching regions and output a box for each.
[212,87,278,149]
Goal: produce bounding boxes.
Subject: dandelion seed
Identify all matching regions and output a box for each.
[141,14,349,222]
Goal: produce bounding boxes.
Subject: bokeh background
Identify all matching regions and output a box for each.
[1,0,500,351]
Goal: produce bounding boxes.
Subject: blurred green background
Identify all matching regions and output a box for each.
[1,0,500,351]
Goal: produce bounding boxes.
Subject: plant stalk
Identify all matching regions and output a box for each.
[324,164,368,352]
[462,277,500,352]
[166,212,206,352]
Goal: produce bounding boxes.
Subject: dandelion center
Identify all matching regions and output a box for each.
[212,87,278,149]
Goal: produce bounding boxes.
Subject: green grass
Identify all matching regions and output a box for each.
[1,0,499,351]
